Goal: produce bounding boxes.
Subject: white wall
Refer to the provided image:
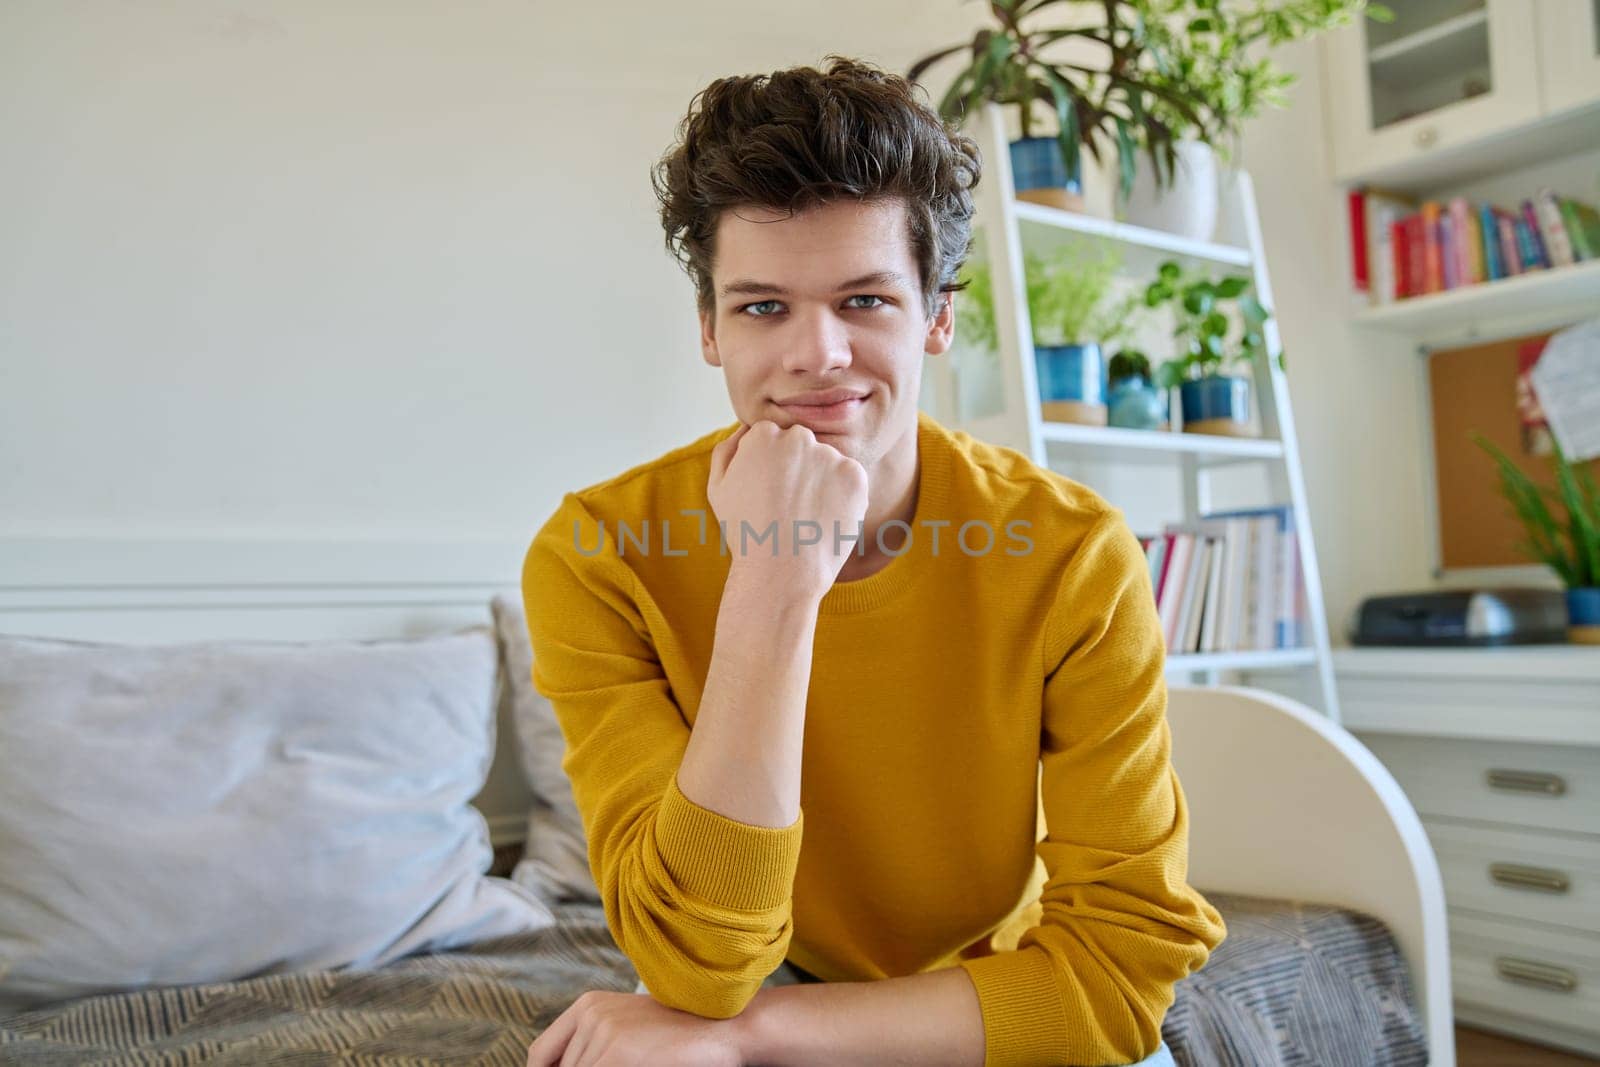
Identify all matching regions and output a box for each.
[1,2,1441,647]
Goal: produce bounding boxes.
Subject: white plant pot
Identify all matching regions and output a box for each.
[1120,140,1218,243]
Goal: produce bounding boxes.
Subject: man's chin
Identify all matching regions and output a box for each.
[810,429,858,456]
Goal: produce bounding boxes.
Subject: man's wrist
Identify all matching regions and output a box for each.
[727,985,776,1064]
[722,562,828,616]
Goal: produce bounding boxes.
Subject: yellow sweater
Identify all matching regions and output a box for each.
[521,410,1226,1067]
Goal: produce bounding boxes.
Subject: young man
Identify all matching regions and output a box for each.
[523,56,1225,1067]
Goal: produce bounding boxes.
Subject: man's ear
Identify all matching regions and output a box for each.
[699,307,722,368]
[923,292,955,356]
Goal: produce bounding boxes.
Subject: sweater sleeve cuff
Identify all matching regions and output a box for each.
[652,774,803,911]
[958,946,1073,1067]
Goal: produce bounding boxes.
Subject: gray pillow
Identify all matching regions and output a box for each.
[0,627,554,1017]
[490,594,599,904]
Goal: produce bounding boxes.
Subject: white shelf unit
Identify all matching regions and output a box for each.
[927,101,1341,723]
[1352,256,1600,344]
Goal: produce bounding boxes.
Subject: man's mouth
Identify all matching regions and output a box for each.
[774,392,868,426]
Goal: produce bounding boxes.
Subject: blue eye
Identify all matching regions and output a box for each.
[736,295,886,317]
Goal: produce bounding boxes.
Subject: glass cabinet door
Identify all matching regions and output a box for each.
[1537,0,1600,114]
[1365,1,1493,129]
[1323,0,1542,182]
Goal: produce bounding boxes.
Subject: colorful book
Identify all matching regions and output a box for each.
[1479,203,1503,280]
[1156,533,1194,650]
[1390,218,1411,298]
[1366,189,1414,304]
[1535,188,1576,267]
[1421,201,1444,293]
[1178,537,1214,654]
[1559,197,1600,261]
[1439,213,1459,290]
[1521,200,1551,268]
[1405,214,1427,297]
[1495,210,1521,278]
[1347,190,1369,295]
[1199,533,1227,654]
[1449,198,1483,285]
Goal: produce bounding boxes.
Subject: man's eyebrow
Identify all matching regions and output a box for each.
[719,271,912,298]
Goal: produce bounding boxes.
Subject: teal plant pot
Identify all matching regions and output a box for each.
[1179,374,1253,437]
[1107,378,1169,431]
[1008,137,1083,202]
[1035,343,1106,425]
[1568,587,1600,644]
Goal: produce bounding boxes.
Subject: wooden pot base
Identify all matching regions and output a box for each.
[1016,187,1087,214]
[1040,400,1106,425]
[1183,417,1257,438]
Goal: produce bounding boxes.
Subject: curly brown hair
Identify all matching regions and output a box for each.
[651,54,983,324]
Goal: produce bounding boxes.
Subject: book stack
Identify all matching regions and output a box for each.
[1347,185,1600,305]
[1138,505,1305,655]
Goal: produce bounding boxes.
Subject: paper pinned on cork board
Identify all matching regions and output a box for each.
[1529,317,1600,463]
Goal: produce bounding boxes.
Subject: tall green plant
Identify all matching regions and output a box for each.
[907,0,1391,195]
[1473,433,1600,588]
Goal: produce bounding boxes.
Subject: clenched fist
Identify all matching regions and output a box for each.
[707,420,869,603]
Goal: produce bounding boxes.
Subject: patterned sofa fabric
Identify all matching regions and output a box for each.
[0,894,1427,1067]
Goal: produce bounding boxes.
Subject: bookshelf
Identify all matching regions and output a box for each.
[923,101,1342,723]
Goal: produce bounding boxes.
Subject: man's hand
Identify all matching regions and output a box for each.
[706,420,868,604]
[525,989,746,1067]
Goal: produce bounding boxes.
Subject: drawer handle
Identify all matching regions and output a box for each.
[1495,957,1578,994]
[1489,863,1570,894]
[1486,769,1566,796]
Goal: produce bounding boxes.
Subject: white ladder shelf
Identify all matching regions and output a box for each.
[928,102,1342,723]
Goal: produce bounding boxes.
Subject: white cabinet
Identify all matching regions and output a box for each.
[1324,647,1600,1059]
[1324,0,1541,182]
[1322,0,1600,186]
[1538,0,1600,114]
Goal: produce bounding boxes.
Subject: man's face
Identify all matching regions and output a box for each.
[698,197,954,468]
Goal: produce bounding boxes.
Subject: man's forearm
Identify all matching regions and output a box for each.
[675,567,819,829]
[731,965,986,1067]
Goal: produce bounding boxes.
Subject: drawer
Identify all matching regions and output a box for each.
[1424,820,1600,936]
[1356,733,1599,836]
[1449,909,1600,1039]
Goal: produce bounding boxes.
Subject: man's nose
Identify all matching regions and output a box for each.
[781,307,853,375]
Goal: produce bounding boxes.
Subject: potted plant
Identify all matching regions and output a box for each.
[907,0,1389,229]
[1030,244,1123,425]
[953,244,1132,425]
[1105,349,1169,431]
[1144,259,1279,437]
[1473,433,1600,644]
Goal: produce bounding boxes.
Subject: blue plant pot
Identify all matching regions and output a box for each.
[1178,375,1252,435]
[1107,377,1169,431]
[1009,137,1083,198]
[1568,587,1600,644]
[1035,343,1104,406]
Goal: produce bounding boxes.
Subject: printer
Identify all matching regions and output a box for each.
[1350,588,1569,646]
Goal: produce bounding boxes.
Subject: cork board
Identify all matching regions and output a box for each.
[1428,331,1600,569]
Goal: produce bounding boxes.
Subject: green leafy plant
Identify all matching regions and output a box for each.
[907,0,1391,195]
[1140,259,1278,388]
[1108,349,1154,384]
[1473,433,1600,589]
[1028,244,1122,345]
[954,243,1139,353]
